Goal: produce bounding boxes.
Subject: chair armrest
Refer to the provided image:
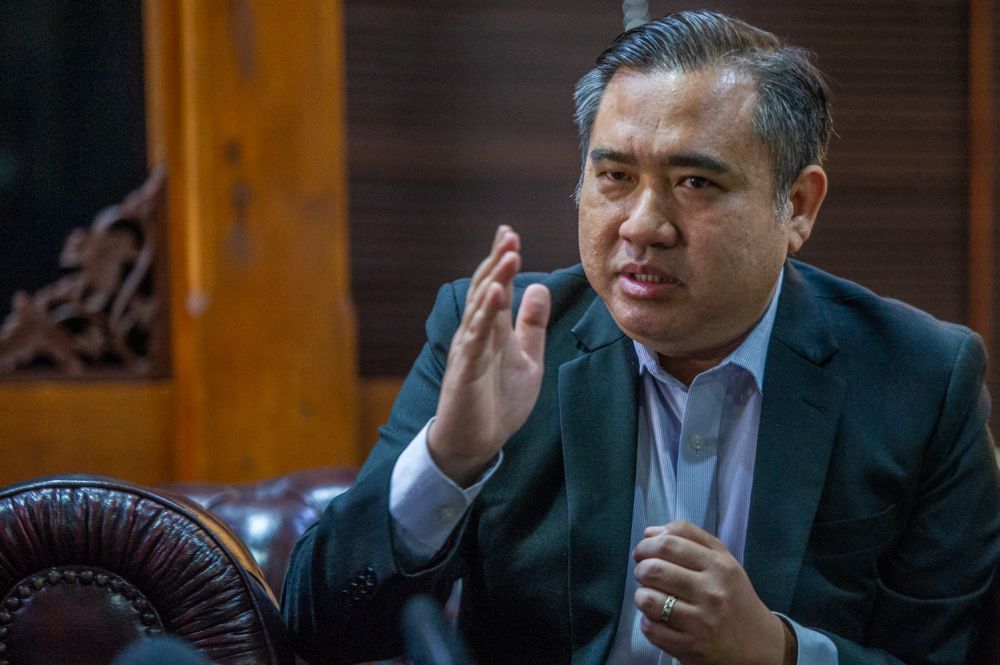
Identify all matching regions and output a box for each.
[0,474,295,664]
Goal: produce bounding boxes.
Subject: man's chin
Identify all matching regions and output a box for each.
[614,321,691,356]
[612,315,730,361]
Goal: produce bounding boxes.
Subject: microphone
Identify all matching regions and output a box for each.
[110,635,215,665]
[401,594,474,665]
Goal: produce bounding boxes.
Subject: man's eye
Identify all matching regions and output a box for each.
[682,176,712,189]
[604,171,630,182]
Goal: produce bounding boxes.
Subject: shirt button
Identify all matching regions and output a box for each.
[690,434,705,452]
[439,506,457,520]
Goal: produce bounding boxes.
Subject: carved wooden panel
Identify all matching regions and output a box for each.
[0,168,168,379]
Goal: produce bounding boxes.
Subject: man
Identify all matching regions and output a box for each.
[283,11,1000,665]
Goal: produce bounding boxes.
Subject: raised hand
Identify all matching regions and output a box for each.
[632,521,792,665]
[428,226,551,487]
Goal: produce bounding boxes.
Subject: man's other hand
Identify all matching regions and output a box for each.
[428,225,551,487]
[633,521,790,665]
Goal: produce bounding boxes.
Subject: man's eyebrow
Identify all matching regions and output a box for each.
[589,149,734,175]
[666,153,732,174]
[589,148,637,165]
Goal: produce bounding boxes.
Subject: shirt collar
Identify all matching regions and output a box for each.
[633,267,784,393]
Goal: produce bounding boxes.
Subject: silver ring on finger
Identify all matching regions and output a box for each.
[659,594,677,625]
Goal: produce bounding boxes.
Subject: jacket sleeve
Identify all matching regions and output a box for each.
[830,332,1000,664]
[281,281,471,665]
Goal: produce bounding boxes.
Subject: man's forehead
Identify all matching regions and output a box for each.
[591,66,761,150]
[602,65,758,110]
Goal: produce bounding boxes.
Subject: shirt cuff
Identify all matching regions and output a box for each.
[389,418,502,560]
[776,613,838,664]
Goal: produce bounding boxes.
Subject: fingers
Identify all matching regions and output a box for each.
[463,265,515,340]
[448,225,546,379]
[647,520,723,550]
[638,610,693,657]
[459,227,521,335]
[634,587,692,633]
[633,553,701,602]
[634,527,714,569]
[515,284,551,364]
[631,523,725,614]
[635,579,786,665]
[456,256,519,357]
[633,523,782,663]
[467,225,520,307]
[637,521,724,566]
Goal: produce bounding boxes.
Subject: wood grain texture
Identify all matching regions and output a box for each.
[147,0,360,481]
[0,382,174,485]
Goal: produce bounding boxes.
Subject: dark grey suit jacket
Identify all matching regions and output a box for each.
[283,260,1000,665]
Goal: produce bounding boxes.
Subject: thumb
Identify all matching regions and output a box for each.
[515,284,550,362]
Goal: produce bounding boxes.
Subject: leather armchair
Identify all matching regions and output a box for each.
[0,468,356,665]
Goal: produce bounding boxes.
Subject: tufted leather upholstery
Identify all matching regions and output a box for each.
[0,468,358,665]
[0,474,297,664]
[164,468,357,596]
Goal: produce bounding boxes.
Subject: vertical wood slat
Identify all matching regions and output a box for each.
[144,0,195,479]
[145,0,360,481]
[969,0,995,352]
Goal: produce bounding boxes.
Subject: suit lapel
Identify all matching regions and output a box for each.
[743,263,846,613]
[560,297,639,665]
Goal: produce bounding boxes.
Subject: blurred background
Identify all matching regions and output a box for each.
[0,0,996,484]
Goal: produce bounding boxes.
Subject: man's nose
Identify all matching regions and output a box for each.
[618,188,679,248]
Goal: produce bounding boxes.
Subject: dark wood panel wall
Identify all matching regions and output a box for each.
[970,0,995,355]
[986,0,1000,415]
[346,1,999,431]
[346,2,609,375]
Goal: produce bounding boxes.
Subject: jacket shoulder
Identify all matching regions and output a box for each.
[789,260,982,372]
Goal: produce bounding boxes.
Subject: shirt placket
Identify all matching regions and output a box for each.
[673,374,725,537]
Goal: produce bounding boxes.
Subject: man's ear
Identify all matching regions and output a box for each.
[784,165,827,254]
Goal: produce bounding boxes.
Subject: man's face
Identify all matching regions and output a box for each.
[578,66,807,363]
